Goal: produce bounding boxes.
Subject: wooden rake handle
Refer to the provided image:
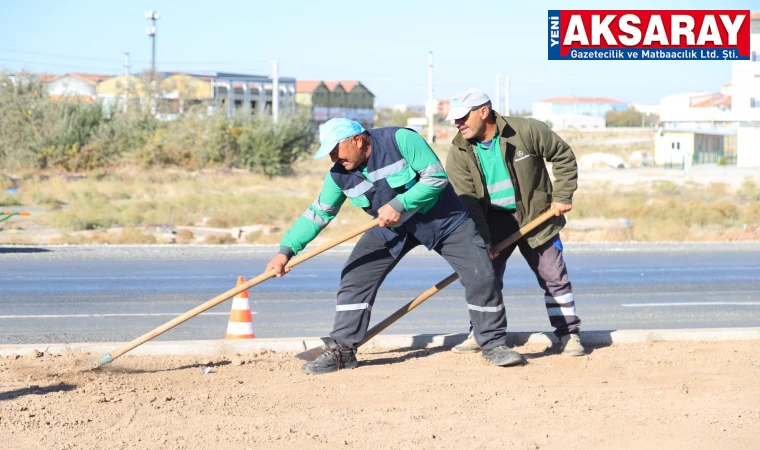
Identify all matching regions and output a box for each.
[358,209,557,347]
[94,219,380,367]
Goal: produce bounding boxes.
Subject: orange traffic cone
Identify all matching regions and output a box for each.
[225,276,256,339]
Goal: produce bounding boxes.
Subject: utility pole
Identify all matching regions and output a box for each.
[145,10,160,75]
[495,74,502,113]
[271,60,280,123]
[427,51,434,143]
[504,76,510,116]
[123,52,130,113]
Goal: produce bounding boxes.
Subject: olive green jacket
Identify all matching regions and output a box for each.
[445,114,578,248]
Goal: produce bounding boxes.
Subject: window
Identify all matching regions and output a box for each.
[752,98,760,108]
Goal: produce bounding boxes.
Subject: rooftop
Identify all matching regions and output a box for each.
[46,73,113,85]
[540,96,625,104]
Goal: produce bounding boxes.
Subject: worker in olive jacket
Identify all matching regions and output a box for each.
[444,88,584,356]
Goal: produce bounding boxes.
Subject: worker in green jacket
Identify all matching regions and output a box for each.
[444,88,585,356]
[266,118,526,375]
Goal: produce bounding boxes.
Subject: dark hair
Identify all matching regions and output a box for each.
[471,101,492,112]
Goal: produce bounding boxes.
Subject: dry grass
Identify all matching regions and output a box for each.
[175,228,194,244]
[3,134,760,244]
[430,127,654,163]
[0,192,20,207]
[4,159,372,244]
[50,227,157,245]
[572,179,760,241]
[556,128,654,159]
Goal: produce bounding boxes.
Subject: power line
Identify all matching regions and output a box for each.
[0,47,125,63]
[1,48,452,85]
[0,47,269,66]
[0,58,122,73]
[0,47,403,79]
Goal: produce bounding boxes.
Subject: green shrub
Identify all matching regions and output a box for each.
[1,72,314,175]
[0,192,21,206]
[738,179,759,201]
[0,72,162,171]
[237,109,316,176]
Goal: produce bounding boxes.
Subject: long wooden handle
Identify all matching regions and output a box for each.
[358,209,556,346]
[94,219,379,367]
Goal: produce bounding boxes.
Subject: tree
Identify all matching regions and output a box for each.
[509,108,532,117]
[606,107,659,127]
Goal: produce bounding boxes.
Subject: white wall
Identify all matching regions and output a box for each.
[46,77,95,97]
[737,126,760,168]
[731,31,760,118]
[531,102,553,120]
[655,132,694,167]
[542,114,604,130]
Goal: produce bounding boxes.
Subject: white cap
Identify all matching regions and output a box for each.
[445,88,491,121]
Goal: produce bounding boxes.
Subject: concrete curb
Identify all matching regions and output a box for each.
[2,328,759,358]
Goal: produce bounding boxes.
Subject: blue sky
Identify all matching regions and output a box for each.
[0,0,756,109]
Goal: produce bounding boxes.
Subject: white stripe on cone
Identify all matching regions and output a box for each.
[226,321,255,335]
[231,297,251,310]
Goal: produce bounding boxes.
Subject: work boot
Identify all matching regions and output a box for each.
[451,331,481,353]
[481,345,525,367]
[559,333,586,356]
[301,344,358,375]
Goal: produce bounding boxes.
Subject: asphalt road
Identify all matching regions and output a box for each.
[1,243,758,344]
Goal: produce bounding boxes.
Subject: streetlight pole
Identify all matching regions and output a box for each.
[271,60,279,124]
[145,10,160,75]
[427,51,434,144]
[123,52,130,113]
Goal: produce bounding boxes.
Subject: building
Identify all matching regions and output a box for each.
[295,80,374,128]
[96,74,146,112]
[203,72,296,118]
[45,73,112,102]
[424,99,451,120]
[97,71,296,118]
[531,96,628,130]
[295,81,330,113]
[655,11,760,168]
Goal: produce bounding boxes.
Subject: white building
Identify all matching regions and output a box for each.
[200,72,296,118]
[656,12,760,168]
[45,73,112,102]
[532,97,628,130]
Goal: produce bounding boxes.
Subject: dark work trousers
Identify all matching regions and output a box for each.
[488,209,581,338]
[330,218,508,350]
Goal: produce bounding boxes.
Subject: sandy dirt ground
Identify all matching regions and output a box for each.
[1,341,759,450]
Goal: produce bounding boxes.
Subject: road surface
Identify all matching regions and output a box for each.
[1,243,758,344]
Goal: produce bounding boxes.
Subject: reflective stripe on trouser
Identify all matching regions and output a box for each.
[330,231,416,348]
[434,219,508,350]
[330,218,508,350]
[488,209,581,338]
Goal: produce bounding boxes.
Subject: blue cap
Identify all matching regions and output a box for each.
[314,118,366,160]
